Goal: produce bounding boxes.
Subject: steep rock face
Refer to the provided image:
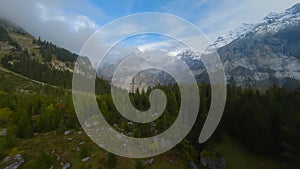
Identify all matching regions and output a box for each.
[98,4,300,90]
[174,4,300,90]
[206,3,300,54]
[216,24,300,89]
[200,157,226,169]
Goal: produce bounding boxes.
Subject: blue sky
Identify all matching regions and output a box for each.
[0,0,299,55]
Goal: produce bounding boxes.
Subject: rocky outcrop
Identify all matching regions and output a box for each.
[200,157,226,169]
[186,161,197,169]
[96,4,300,90]
[2,154,24,169]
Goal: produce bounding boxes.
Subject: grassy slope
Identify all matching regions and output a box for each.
[12,131,298,169]
[11,130,188,169]
[216,135,296,169]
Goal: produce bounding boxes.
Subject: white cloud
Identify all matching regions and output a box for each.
[200,0,300,40]
[0,0,102,53]
[163,0,300,41]
[137,38,197,56]
[0,0,299,58]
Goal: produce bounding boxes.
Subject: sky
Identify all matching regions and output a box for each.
[0,0,299,57]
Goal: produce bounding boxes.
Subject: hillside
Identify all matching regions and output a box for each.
[0,20,110,94]
[0,6,299,169]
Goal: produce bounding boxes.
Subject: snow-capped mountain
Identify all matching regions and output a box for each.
[175,3,300,90]
[98,3,300,91]
[204,3,300,55]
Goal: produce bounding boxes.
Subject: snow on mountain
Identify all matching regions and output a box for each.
[203,3,300,56]
[98,3,300,90]
[174,3,300,89]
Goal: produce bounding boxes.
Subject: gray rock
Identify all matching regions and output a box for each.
[0,128,7,136]
[187,162,197,169]
[61,162,71,169]
[82,157,90,163]
[144,158,154,165]
[200,157,226,169]
[56,154,61,161]
[3,154,24,169]
[64,130,72,135]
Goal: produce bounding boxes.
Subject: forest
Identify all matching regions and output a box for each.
[0,83,299,168]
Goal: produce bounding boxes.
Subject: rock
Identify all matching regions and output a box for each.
[3,154,24,169]
[82,157,90,163]
[61,162,71,169]
[186,162,197,169]
[64,130,72,135]
[79,141,85,145]
[0,128,7,136]
[200,157,226,169]
[144,158,154,165]
[2,156,10,163]
[66,137,72,141]
[56,154,61,161]
[166,158,175,165]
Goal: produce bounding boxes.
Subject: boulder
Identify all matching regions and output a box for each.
[0,128,7,136]
[61,162,71,169]
[82,157,90,163]
[56,154,61,161]
[200,157,226,169]
[144,158,154,165]
[64,130,72,135]
[3,154,24,169]
[187,162,197,169]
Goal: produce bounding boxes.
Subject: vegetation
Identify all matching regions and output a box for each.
[0,23,298,168]
[106,153,117,168]
[0,81,299,168]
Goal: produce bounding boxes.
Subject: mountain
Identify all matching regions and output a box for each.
[2,4,299,92]
[178,24,300,89]
[0,19,110,94]
[97,3,300,91]
[176,3,300,90]
[205,3,300,54]
[0,19,76,87]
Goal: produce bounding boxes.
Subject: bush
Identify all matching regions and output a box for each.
[23,150,55,169]
[106,153,117,168]
[79,143,91,159]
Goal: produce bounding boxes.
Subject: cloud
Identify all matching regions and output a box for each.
[0,0,103,53]
[163,0,300,41]
[137,40,184,54]
[202,0,300,40]
[0,0,299,58]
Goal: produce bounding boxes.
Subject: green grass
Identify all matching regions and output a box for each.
[215,135,296,169]
[2,130,191,169]
[3,129,298,169]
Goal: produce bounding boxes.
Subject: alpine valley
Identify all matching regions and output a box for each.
[0,2,300,169]
[98,3,300,91]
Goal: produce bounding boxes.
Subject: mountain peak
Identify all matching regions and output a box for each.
[205,3,300,54]
[287,3,300,14]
